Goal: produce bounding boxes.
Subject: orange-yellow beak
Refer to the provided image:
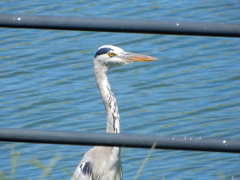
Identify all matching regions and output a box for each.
[119,52,157,62]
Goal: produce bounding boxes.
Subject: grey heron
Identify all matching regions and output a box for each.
[71,45,157,180]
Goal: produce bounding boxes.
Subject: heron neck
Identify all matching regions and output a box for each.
[94,62,120,134]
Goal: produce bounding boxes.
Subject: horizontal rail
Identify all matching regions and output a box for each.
[0,128,239,153]
[0,14,240,37]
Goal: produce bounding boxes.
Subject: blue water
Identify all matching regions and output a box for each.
[1,0,240,179]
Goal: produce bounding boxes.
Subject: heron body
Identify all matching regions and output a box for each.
[71,45,156,180]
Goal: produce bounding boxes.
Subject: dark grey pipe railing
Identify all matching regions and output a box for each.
[0,14,240,37]
[1,15,239,154]
[0,128,239,153]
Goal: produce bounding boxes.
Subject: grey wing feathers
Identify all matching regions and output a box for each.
[71,161,93,180]
[71,147,121,180]
[80,162,91,176]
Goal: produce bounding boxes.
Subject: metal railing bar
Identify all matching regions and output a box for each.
[0,128,239,153]
[0,14,240,37]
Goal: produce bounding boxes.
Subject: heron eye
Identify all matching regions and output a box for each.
[108,52,115,57]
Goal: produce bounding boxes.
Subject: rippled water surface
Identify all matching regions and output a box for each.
[1,0,240,179]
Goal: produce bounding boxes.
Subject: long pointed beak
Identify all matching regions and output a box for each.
[119,52,157,62]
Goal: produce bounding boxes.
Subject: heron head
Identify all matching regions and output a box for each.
[94,45,157,69]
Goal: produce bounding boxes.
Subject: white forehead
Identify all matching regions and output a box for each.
[98,45,124,53]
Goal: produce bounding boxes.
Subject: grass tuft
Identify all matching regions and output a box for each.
[133,142,157,180]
